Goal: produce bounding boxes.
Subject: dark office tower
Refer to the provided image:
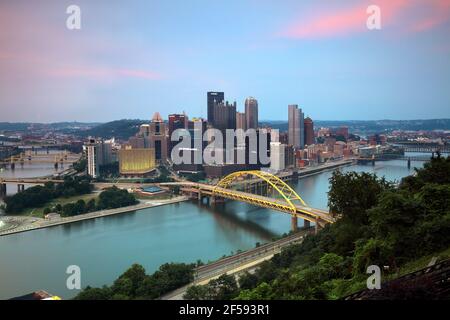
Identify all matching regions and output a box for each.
[149,112,168,162]
[245,97,258,130]
[304,117,315,146]
[213,101,236,132]
[168,113,188,137]
[168,113,188,153]
[207,91,224,124]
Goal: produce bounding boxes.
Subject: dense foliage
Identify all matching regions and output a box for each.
[74,263,195,300]
[4,177,92,214]
[96,186,138,210]
[185,155,450,300]
[49,186,138,217]
[72,158,87,173]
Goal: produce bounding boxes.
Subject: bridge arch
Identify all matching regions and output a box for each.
[213,170,306,214]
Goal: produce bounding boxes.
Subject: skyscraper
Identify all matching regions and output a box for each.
[236,112,246,130]
[213,101,236,132]
[288,104,305,149]
[168,113,188,154]
[304,117,315,146]
[149,112,168,162]
[207,91,224,124]
[245,97,258,130]
[85,138,113,178]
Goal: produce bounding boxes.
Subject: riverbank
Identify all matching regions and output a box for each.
[161,229,313,300]
[296,159,354,178]
[0,195,189,236]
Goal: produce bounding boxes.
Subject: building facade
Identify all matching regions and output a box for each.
[304,117,315,146]
[119,148,156,176]
[85,138,113,178]
[236,111,246,130]
[168,113,188,154]
[288,104,305,149]
[245,97,258,130]
[213,101,236,132]
[270,142,285,172]
[207,91,224,125]
[149,112,168,162]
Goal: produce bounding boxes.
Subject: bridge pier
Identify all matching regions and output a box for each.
[407,157,411,169]
[0,183,6,197]
[10,162,15,170]
[17,184,25,193]
[291,216,298,232]
[315,219,321,234]
[304,220,311,228]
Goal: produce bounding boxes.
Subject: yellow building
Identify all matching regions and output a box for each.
[119,148,156,175]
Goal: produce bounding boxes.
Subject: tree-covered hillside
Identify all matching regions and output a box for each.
[187,155,450,300]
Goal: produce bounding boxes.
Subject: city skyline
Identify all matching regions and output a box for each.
[1,0,450,122]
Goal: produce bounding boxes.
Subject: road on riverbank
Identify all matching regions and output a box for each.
[160,228,313,300]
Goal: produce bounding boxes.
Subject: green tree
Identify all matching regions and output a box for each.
[353,238,394,275]
[112,264,147,298]
[73,286,112,300]
[328,171,392,224]
[86,198,96,212]
[184,285,209,300]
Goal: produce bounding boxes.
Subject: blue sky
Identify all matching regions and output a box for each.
[0,0,449,122]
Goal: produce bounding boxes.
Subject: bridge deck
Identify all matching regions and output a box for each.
[162,182,335,225]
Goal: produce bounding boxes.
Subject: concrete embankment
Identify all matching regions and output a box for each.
[0,196,189,237]
[296,160,353,178]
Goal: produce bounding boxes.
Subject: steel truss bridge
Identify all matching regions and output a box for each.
[0,150,80,167]
[161,170,336,232]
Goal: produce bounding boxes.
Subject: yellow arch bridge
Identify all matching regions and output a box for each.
[161,170,335,233]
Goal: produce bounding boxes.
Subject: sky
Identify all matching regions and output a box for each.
[0,0,449,123]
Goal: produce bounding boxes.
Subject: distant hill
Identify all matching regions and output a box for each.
[261,119,450,134]
[0,122,99,133]
[80,119,148,140]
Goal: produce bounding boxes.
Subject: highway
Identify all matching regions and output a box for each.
[160,229,313,300]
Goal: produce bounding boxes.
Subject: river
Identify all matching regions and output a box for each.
[0,156,426,299]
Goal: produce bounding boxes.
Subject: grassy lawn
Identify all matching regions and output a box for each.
[21,193,98,218]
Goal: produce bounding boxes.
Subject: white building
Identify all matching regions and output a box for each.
[85,138,113,178]
[270,142,285,172]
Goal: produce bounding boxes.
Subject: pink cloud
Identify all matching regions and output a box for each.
[47,66,162,81]
[278,0,449,39]
[409,0,450,32]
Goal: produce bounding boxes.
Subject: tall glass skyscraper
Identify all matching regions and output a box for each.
[288,104,305,149]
